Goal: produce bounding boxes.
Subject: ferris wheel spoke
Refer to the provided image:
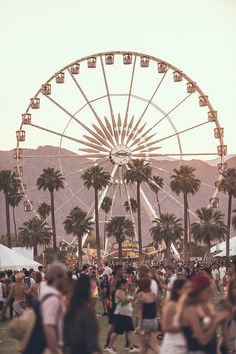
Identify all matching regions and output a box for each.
[155,120,211,145]
[44,94,109,146]
[68,69,112,140]
[54,186,86,215]
[132,93,192,145]
[100,55,119,144]
[133,152,218,158]
[128,71,168,146]
[121,56,137,144]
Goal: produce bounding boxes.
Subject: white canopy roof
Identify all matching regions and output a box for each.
[211,235,236,257]
[0,244,42,270]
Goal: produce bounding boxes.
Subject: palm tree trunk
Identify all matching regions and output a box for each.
[33,244,38,258]
[103,213,107,250]
[226,193,232,258]
[166,241,171,263]
[78,235,83,269]
[206,240,211,261]
[137,181,142,258]
[183,192,188,262]
[50,191,57,260]
[12,206,18,246]
[156,193,162,216]
[5,192,11,248]
[95,188,101,266]
[118,240,123,265]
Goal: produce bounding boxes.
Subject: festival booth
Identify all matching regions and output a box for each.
[0,244,42,270]
[211,235,236,257]
[104,240,159,260]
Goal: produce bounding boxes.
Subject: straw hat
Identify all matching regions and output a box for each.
[8,309,36,351]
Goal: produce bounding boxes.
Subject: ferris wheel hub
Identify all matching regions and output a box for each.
[109,144,131,166]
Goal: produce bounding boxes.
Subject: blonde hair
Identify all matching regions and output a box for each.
[15,272,24,282]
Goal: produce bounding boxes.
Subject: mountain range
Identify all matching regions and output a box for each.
[0,146,236,245]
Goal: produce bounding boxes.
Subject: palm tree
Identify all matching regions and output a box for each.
[36,168,65,259]
[81,166,111,266]
[0,170,20,248]
[8,185,23,246]
[170,165,200,262]
[106,216,135,264]
[63,207,94,268]
[18,217,52,258]
[232,209,236,230]
[124,159,152,257]
[219,168,236,257]
[150,213,183,263]
[191,207,227,259]
[37,202,51,220]
[148,175,164,216]
[101,196,112,249]
[124,198,138,213]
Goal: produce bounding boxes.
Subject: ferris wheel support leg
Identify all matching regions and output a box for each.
[139,187,180,260]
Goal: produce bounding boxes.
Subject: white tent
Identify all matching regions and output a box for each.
[211,235,236,257]
[0,244,42,270]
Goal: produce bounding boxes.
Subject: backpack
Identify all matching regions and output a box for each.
[9,293,59,354]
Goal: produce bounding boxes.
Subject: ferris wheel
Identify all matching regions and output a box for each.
[15,51,227,253]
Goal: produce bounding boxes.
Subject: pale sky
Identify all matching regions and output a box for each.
[1,0,236,155]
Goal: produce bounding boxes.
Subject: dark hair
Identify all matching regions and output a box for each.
[116,278,127,289]
[38,266,43,272]
[170,279,186,301]
[137,277,151,292]
[35,272,42,283]
[66,275,91,318]
[24,270,30,277]
[228,280,236,305]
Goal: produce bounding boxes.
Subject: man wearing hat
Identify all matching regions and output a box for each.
[39,263,66,354]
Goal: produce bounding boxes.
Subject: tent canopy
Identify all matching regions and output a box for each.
[0,244,42,270]
[211,235,236,257]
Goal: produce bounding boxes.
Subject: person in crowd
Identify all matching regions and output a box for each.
[64,274,101,354]
[100,274,109,316]
[160,279,187,354]
[39,263,66,354]
[211,266,220,293]
[181,272,230,354]
[38,265,46,281]
[221,279,236,354]
[165,265,177,301]
[0,272,7,321]
[30,271,42,299]
[137,264,159,298]
[106,278,138,353]
[136,277,159,354]
[103,262,113,278]
[104,265,123,350]
[219,263,227,292]
[7,272,29,316]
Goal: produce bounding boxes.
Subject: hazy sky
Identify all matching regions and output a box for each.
[1,0,236,155]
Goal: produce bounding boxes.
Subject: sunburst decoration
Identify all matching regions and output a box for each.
[78,114,161,164]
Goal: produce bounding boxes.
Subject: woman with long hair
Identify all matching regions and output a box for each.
[160,279,187,354]
[64,275,101,354]
[136,277,159,354]
[181,272,230,354]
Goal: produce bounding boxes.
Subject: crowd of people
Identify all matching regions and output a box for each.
[0,259,236,354]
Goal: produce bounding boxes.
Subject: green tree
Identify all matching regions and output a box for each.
[124,198,138,214]
[101,196,112,249]
[170,165,200,262]
[37,202,51,220]
[124,159,152,257]
[18,217,52,258]
[219,168,236,257]
[0,170,20,248]
[36,168,65,259]
[191,207,227,259]
[8,183,23,245]
[82,166,111,266]
[150,213,183,262]
[63,207,94,268]
[106,216,135,264]
[148,175,164,216]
